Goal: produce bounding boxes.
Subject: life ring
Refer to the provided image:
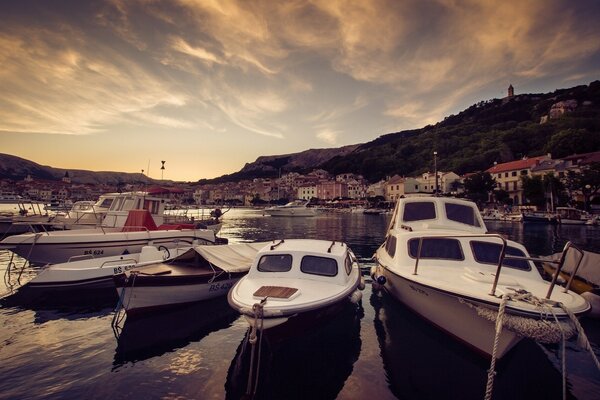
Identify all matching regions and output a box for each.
[158,245,170,260]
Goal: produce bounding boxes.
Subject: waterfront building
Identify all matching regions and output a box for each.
[486,155,549,205]
[297,185,317,200]
[384,175,420,202]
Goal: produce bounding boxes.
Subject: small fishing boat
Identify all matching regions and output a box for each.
[228,239,365,336]
[263,200,317,217]
[113,242,270,316]
[373,196,590,359]
[20,244,193,291]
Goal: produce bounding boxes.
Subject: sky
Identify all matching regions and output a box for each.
[1,0,599,182]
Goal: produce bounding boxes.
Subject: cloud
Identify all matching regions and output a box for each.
[316,129,339,145]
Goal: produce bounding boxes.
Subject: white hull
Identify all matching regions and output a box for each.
[381,269,520,358]
[27,246,191,290]
[263,209,317,217]
[118,277,240,314]
[1,228,215,265]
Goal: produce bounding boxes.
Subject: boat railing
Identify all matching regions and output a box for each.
[412,234,582,299]
[100,258,138,268]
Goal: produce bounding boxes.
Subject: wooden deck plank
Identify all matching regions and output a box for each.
[253,285,298,298]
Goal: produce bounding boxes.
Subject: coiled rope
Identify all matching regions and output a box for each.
[479,290,600,400]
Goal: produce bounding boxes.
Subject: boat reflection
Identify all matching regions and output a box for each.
[225,301,363,400]
[371,289,571,400]
[113,296,238,366]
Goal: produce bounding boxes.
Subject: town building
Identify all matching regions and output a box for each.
[486,155,549,205]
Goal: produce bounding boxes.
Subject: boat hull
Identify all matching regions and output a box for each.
[114,273,244,316]
[380,267,521,358]
[2,230,215,265]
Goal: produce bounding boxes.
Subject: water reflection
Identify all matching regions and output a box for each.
[486,221,600,255]
[113,296,238,366]
[225,301,364,400]
[371,289,572,400]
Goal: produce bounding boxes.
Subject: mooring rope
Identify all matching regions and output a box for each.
[246,298,267,399]
[484,294,508,400]
[559,303,600,372]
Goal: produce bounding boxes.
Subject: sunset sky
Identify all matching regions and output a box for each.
[1,0,599,182]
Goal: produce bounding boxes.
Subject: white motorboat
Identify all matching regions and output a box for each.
[555,207,591,225]
[373,196,590,359]
[228,239,364,335]
[263,200,317,217]
[113,242,270,316]
[20,244,193,291]
[0,208,219,266]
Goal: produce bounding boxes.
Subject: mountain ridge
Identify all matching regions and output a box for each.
[2,80,599,185]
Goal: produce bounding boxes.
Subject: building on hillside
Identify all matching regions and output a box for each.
[297,185,317,200]
[486,155,549,205]
[366,180,386,198]
[316,181,347,200]
[417,171,461,195]
[384,175,420,202]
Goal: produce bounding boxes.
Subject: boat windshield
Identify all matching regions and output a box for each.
[257,254,293,272]
[470,241,530,270]
[445,203,481,227]
[300,256,338,277]
[408,238,464,260]
[403,202,436,222]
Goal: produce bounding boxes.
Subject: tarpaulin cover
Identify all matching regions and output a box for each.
[182,241,271,273]
[542,248,600,286]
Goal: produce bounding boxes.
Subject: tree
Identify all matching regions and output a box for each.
[493,189,511,205]
[463,172,496,204]
[565,162,600,210]
[521,175,545,208]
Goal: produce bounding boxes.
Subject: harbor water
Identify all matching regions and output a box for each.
[1,209,600,400]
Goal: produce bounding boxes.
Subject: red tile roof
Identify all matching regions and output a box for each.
[486,156,548,174]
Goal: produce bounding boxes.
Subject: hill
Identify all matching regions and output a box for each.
[320,80,600,182]
[0,153,158,185]
[2,80,599,185]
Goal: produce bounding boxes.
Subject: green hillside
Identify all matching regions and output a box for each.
[321,80,600,182]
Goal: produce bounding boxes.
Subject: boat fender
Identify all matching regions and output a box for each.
[358,276,366,291]
[349,289,363,304]
[376,275,387,285]
[369,265,377,280]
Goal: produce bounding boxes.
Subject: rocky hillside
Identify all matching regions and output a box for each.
[201,144,360,183]
[0,153,157,185]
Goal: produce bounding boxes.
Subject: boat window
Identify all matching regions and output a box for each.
[445,203,481,227]
[98,198,114,208]
[470,241,530,270]
[344,255,353,275]
[121,197,137,211]
[257,254,293,272]
[403,202,436,221]
[301,255,338,277]
[408,238,464,260]
[110,197,124,211]
[385,235,397,258]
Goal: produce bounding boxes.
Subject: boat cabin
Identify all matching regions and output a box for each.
[389,197,487,234]
[247,239,358,289]
[102,192,168,228]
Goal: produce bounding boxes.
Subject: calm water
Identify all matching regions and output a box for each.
[1,209,600,400]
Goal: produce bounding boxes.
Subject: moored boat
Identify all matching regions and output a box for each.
[373,196,590,359]
[21,244,193,291]
[263,200,317,217]
[0,208,218,266]
[228,239,364,336]
[113,242,270,316]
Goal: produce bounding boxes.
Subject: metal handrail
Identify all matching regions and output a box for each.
[545,241,583,298]
[410,233,576,298]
